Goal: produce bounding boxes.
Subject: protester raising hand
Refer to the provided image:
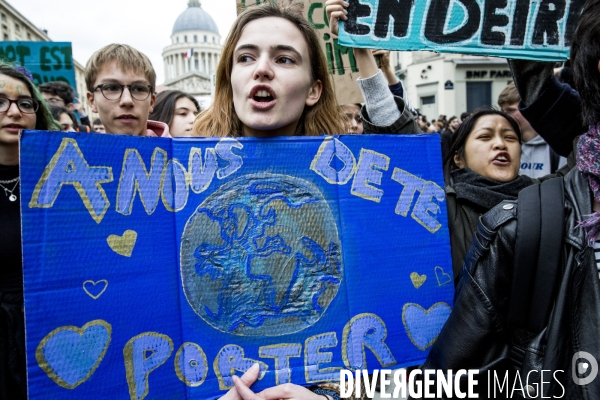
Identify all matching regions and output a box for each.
[326,0,378,78]
[372,50,400,86]
[324,0,349,36]
[326,0,420,134]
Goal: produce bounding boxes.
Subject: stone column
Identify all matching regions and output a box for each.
[164,57,168,81]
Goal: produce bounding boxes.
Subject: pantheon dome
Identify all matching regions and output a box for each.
[162,0,222,108]
[172,0,219,34]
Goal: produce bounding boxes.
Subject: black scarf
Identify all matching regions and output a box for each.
[450,168,534,211]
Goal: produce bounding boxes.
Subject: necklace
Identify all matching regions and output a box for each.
[0,177,19,184]
[0,177,19,201]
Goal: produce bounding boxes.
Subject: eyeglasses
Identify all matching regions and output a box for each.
[0,97,39,114]
[93,83,154,101]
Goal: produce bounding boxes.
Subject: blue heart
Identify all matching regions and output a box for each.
[36,320,112,389]
[402,303,452,351]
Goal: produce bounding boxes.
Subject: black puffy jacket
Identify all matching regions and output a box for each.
[420,168,600,399]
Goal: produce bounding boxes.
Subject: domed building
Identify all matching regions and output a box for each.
[162,0,222,108]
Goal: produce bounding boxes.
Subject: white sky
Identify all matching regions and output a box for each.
[7,0,237,85]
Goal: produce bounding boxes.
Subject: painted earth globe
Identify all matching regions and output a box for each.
[180,174,343,336]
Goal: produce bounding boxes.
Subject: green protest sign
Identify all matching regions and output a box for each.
[0,42,76,89]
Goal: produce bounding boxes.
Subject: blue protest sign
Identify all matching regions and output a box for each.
[21,131,453,399]
[338,0,584,61]
[0,41,76,88]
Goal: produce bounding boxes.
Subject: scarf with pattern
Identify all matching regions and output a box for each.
[576,123,600,245]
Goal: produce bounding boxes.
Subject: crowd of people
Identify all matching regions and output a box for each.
[1,0,600,398]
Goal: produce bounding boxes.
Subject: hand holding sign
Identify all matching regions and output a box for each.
[372,49,400,85]
[232,377,325,400]
[220,363,261,400]
[326,0,380,80]
[325,0,349,36]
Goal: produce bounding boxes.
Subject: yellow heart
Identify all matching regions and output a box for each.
[82,280,108,300]
[410,272,427,289]
[107,230,137,257]
[35,320,112,389]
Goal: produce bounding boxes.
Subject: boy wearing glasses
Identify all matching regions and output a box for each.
[85,44,171,137]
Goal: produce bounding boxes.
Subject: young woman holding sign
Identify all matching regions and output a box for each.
[195,1,422,398]
[0,63,58,400]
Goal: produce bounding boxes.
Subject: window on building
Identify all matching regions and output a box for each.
[466,82,492,111]
[194,35,197,42]
[204,35,207,42]
[195,59,199,71]
[3,33,8,40]
[15,23,20,31]
[27,33,31,40]
[184,35,188,43]
[176,37,179,43]
[421,96,435,105]
[1,13,6,22]
[213,37,216,44]
[419,94,437,122]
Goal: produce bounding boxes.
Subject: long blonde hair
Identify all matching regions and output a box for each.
[193,0,346,137]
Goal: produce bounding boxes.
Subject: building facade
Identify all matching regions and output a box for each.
[393,51,512,121]
[0,0,92,117]
[162,0,222,109]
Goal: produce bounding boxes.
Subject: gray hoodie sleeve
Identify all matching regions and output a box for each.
[357,70,401,126]
[356,70,422,134]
